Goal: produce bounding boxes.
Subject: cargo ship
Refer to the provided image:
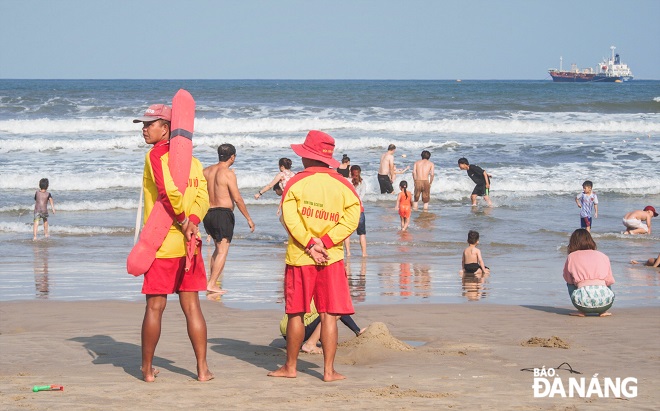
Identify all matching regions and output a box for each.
[548,46,633,82]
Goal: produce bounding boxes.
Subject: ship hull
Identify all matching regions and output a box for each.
[549,72,595,82]
[550,72,634,83]
[592,75,634,82]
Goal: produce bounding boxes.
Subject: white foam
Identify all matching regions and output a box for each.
[0,173,142,190]
[0,221,132,235]
[1,112,658,137]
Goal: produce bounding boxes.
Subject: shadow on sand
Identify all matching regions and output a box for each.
[208,337,323,380]
[520,305,575,315]
[69,335,197,380]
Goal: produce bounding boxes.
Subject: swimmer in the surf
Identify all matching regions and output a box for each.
[631,252,660,267]
[395,180,412,231]
[33,178,55,241]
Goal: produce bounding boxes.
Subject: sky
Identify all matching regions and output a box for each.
[1,0,659,80]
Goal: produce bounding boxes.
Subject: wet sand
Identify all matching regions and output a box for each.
[1,300,658,409]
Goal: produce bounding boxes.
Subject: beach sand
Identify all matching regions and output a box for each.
[1,301,658,410]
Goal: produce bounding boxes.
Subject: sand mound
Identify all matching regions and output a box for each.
[521,336,569,349]
[339,322,413,351]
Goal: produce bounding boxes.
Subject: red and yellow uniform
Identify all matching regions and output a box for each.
[141,139,209,295]
[143,140,209,258]
[280,167,361,314]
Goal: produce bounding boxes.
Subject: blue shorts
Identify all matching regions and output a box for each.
[580,216,592,228]
[356,212,366,236]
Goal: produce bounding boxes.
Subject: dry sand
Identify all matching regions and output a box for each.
[1,301,658,410]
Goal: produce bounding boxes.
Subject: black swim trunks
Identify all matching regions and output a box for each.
[203,207,235,242]
[377,174,394,194]
[463,263,489,274]
[471,184,487,196]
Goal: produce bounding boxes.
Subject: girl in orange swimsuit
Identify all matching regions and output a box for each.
[396,180,412,231]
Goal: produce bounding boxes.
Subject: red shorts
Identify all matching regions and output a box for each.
[142,253,207,295]
[284,260,354,315]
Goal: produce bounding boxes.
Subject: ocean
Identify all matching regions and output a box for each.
[1,79,659,309]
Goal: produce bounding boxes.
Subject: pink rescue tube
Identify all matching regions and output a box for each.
[127,89,195,276]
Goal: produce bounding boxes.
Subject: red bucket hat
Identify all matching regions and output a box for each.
[644,205,658,217]
[291,130,339,168]
[132,104,172,123]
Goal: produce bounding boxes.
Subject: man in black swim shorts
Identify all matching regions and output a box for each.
[202,144,255,294]
[458,157,492,207]
[203,207,235,243]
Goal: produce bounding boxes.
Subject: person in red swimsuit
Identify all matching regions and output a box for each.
[396,180,412,231]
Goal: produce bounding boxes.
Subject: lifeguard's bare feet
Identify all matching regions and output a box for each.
[267,365,297,378]
[140,367,160,382]
[301,344,323,354]
[323,370,346,382]
[599,312,612,317]
[197,369,215,381]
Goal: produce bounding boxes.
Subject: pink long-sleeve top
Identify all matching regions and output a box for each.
[562,249,615,288]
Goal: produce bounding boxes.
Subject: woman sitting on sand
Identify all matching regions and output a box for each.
[562,229,615,317]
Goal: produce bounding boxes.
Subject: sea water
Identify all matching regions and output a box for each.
[1,80,659,309]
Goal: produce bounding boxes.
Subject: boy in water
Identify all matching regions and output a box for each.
[33,178,55,241]
[462,230,489,275]
[575,180,598,232]
[622,206,657,235]
[457,158,492,207]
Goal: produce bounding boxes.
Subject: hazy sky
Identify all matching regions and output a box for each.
[2,0,658,80]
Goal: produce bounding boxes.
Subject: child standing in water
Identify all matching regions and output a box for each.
[33,178,55,241]
[575,180,598,232]
[462,230,490,274]
[395,180,412,231]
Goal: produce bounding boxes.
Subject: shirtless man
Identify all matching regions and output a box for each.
[412,150,435,211]
[202,144,255,294]
[622,206,657,235]
[378,144,409,194]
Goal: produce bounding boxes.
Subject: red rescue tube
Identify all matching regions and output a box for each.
[127,89,195,276]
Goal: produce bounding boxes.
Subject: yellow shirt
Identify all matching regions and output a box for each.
[143,141,209,258]
[279,300,318,336]
[281,167,361,266]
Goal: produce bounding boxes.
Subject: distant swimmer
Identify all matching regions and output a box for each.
[575,180,598,233]
[631,252,660,268]
[457,157,492,207]
[33,178,55,241]
[336,154,351,178]
[255,157,295,216]
[622,206,657,235]
[378,144,409,194]
[396,180,412,231]
[412,150,435,211]
[344,165,367,257]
